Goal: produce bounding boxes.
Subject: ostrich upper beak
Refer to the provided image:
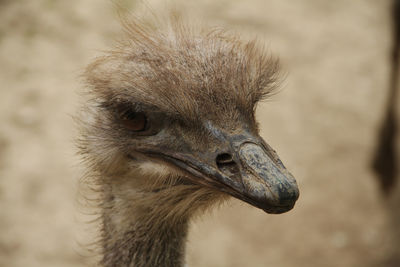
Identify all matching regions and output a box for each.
[144,127,299,214]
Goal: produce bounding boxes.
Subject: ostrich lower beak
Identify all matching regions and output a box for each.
[147,139,299,214]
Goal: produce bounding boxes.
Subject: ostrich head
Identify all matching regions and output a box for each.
[80,19,299,225]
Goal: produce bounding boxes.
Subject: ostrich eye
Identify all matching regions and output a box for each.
[119,111,147,132]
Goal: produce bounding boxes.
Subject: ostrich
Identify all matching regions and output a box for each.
[373,0,400,193]
[372,1,400,265]
[79,17,299,267]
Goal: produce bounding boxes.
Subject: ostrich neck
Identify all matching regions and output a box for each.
[100,183,190,267]
[101,211,188,267]
[97,168,225,267]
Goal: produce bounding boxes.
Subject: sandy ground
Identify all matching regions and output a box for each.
[0,0,398,266]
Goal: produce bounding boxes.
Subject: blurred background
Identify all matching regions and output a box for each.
[0,0,399,266]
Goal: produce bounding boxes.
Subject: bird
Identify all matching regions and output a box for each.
[373,0,400,193]
[78,16,300,267]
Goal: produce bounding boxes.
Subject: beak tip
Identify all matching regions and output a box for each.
[257,181,299,214]
[265,203,296,214]
[277,183,300,206]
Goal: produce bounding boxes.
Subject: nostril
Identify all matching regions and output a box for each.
[216,153,234,165]
[216,153,240,181]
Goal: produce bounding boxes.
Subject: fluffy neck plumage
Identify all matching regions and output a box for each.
[101,203,189,267]
[98,167,226,267]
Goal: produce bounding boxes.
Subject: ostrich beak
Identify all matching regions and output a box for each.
[145,131,299,214]
[234,141,299,213]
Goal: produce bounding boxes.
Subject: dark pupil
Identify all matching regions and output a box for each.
[120,110,147,132]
